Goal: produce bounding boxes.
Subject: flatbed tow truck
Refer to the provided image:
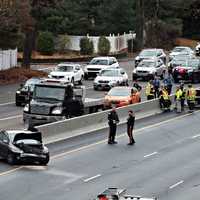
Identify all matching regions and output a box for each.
[95,188,157,200]
[23,79,104,126]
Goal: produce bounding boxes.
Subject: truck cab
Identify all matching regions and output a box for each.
[23,79,85,126]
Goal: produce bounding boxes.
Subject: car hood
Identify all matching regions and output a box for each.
[86,64,109,69]
[105,95,130,101]
[13,132,42,143]
[50,71,74,76]
[95,76,122,82]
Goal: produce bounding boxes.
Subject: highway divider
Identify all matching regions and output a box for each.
[37,96,175,144]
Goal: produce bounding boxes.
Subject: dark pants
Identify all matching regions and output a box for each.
[167,85,172,95]
[181,99,185,111]
[127,125,135,143]
[108,124,117,143]
[187,100,195,111]
[160,98,171,110]
[154,87,159,98]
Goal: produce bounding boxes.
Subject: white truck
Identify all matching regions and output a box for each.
[95,188,157,200]
[23,79,103,126]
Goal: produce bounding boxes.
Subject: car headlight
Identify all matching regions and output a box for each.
[48,75,52,78]
[52,107,62,115]
[10,145,23,154]
[43,146,49,153]
[94,79,99,84]
[133,69,137,73]
[24,104,29,112]
[149,70,155,74]
[135,56,140,61]
[16,90,21,94]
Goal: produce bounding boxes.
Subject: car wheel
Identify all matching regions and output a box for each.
[93,86,98,91]
[78,76,83,85]
[7,153,16,165]
[84,74,88,80]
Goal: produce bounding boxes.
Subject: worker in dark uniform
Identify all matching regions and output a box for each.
[108,107,119,144]
[180,82,186,111]
[127,110,136,145]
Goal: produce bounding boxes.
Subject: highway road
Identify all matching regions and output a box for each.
[0,110,200,199]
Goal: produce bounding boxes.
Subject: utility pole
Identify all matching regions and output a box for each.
[136,0,144,50]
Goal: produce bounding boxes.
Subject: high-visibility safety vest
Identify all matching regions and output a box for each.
[146,83,154,96]
[175,89,182,100]
[162,89,169,100]
[187,88,196,101]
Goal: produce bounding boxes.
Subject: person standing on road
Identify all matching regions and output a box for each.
[152,76,160,98]
[180,82,186,111]
[108,107,119,144]
[186,84,196,112]
[127,110,136,145]
[175,85,183,113]
[163,73,173,95]
[145,80,154,100]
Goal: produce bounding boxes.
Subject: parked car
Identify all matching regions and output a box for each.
[132,58,167,81]
[48,63,84,85]
[15,77,42,106]
[134,48,166,67]
[93,67,128,90]
[169,46,194,61]
[84,57,119,79]
[172,58,200,83]
[0,129,49,165]
[196,42,200,56]
[104,86,141,108]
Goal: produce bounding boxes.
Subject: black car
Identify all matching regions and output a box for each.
[15,77,42,106]
[0,130,49,165]
[172,58,200,83]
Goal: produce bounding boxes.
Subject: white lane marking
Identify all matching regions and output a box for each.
[169,180,184,189]
[0,102,15,106]
[83,174,101,183]
[191,134,200,139]
[144,152,158,158]
[0,115,22,121]
[0,166,24,176]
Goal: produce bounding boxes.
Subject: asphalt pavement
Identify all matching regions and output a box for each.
[0,109,200,199]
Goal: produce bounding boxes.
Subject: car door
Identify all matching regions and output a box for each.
[0,131,9,158]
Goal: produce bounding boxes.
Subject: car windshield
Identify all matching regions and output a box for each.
[173,47,188,53]
[108,87,131,96]
[24,79,41,91]
[140,50,157,57]
[100,70,121,77]
[56,65,73,72]
[138,61,156,68]
[173,60,188,67]
[90,59,108,65]
[34,86,65,101]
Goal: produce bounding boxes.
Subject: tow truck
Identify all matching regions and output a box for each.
[23,79,103,126]
[95,188,157,200]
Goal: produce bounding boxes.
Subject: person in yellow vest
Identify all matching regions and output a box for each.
[186,84,196,112]
[175,85,183,113]
[145,80,154,100]
[159,85,171,111]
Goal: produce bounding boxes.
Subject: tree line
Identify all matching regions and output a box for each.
[0,0,199,67]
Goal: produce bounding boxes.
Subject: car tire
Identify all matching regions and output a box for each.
[7,153,16,165]
[93,86,98,91]
[78,76,83,85]
[84,74,89,80]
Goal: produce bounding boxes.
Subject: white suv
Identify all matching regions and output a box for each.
[84,57,119,79]
[48,63,84,84]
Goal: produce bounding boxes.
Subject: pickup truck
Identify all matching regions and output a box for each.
[23,79,103,126]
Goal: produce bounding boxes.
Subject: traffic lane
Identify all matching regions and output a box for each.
[0,111,179,175]
[0,103,22,119]
[0,111,200,199]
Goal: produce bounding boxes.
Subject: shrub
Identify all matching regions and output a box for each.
[37,31,54,55]
[80,37,94,55]
[57,35,71,53]
[98,36,110,55]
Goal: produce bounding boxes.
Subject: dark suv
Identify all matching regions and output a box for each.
[172,58,200,83]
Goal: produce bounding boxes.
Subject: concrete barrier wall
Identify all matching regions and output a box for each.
[37,97,171,143]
